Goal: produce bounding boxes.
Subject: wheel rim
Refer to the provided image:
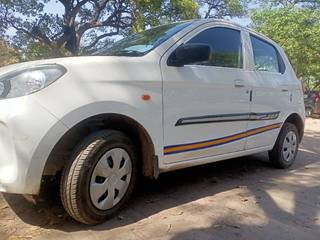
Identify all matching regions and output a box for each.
[282,131,297,162]
[90,148,132,210]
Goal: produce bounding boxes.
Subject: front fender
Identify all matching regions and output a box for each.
[27,101,162,194]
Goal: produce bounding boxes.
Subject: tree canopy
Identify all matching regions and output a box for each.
[0,0,200,56]
[0,39,20,67]
[0,0,249,59]
[1,0,135,56]
[132,0,199,32]
[251,6,320,89]
[258,0,320,9]
[199,0,249,18]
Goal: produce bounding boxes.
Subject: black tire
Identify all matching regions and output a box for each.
[60,130,138,225]
[268,123,299,169]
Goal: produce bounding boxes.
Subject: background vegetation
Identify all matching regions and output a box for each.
[0,0,319,89]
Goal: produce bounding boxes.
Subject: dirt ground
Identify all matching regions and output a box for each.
[0,118,319,240]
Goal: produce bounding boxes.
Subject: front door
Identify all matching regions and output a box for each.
[161,26,252,163]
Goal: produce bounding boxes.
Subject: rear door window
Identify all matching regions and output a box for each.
[250,35,285,73]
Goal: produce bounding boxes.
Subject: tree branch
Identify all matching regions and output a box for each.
[83,31,119,50]
[3,6,52,46]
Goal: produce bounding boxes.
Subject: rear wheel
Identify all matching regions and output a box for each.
[269,123,299,169]
[60,130,138,225]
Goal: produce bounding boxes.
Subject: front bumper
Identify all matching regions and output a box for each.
[0,96,68,194]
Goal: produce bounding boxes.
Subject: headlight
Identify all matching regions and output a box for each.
[0,64,66,99]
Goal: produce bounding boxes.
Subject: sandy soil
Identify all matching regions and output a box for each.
[0,118,319,240]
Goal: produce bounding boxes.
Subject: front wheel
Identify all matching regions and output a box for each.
[60,130,138,225]
[269,123,299,169]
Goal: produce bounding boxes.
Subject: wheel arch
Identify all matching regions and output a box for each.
[283,113,305,142]
[41,113,157,188]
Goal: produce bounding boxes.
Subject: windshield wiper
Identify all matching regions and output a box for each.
[113,50,145,56]
[93,49,144,56]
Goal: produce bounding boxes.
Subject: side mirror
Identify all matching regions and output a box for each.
[168,44,211,67]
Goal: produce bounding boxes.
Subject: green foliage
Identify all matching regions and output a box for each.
[132,0,162,32]
[24,42,70,61]
[0,0,133,56]
[0,0,200,57]
[198,0,249,18]
[257,0,320,9]
[1,0,251,60]
[132,0,199,32]
[166,0,200,21]
[11,29,69,61]
[0,39,20,67]
[251,7,320,89]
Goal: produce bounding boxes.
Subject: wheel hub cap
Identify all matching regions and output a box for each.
[90,148,132,210]
[282,131,297,162]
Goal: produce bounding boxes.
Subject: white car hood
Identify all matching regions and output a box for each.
[0,55,159,81]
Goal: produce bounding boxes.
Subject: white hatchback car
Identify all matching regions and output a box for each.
[0,19,305,224]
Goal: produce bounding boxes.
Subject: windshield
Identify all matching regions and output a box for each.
[94,21,192,57]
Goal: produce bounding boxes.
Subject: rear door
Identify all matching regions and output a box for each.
[161,25,252,163]
[246,34,290,149]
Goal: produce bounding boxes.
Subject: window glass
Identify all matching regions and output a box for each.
[187,27,243,68]
[94,21,192,56]
[250,35,280,72]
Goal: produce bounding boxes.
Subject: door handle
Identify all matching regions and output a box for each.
[280,85,290,92]
[234,79,245,88]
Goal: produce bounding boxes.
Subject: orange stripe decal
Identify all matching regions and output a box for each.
[164,123,282,155]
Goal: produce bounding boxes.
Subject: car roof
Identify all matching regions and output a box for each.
[189,18,277,46]
[192,18,244,28]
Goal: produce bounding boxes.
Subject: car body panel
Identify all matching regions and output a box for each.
[0,97,68,194]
